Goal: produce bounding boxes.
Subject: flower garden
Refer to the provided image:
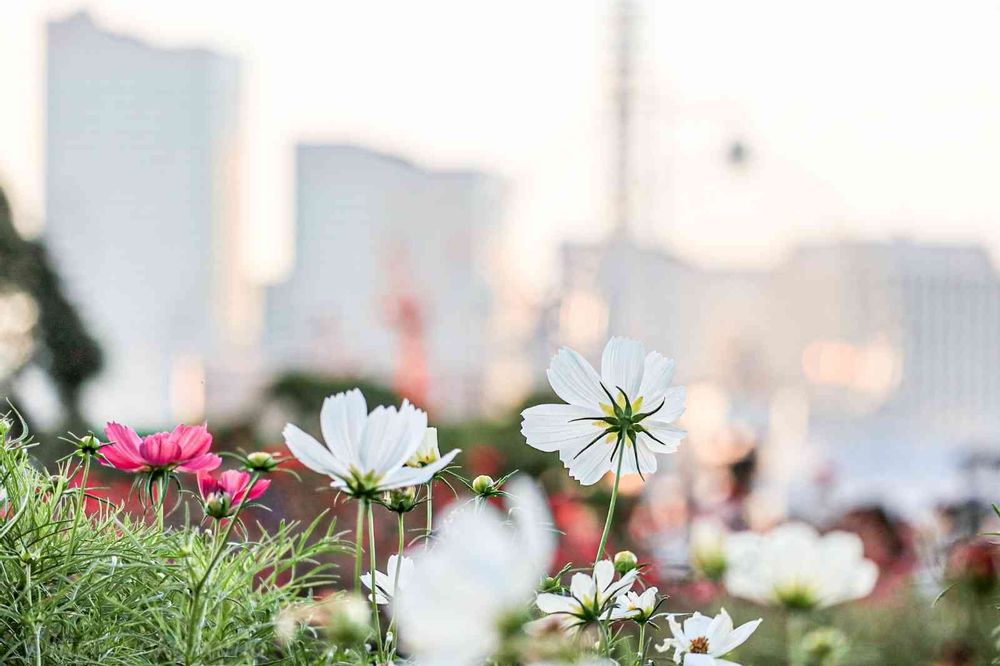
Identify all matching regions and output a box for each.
[0,337,995,665]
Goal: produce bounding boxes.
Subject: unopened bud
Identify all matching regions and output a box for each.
[613,550,638,574]
[471,475,495,495]
[204,491,233,519]
[245,451,279,473]
[77,434,101,456]
[539,575,562,593]
[383,486,419,513]
[0,417,12,442]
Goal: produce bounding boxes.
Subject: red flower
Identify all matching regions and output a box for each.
[101,422,222,474]
[197,470,271,518]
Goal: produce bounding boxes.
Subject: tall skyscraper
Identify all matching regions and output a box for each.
[265,144,506,418]
[45,11,255,426]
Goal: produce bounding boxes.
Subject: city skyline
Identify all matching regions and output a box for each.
[3,1,1000,299]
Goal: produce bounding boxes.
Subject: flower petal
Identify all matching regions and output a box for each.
[536,593,578,615]
[380,449,460,490]
[175,453,222,473]
[600,336,645,402]
[546,347,606,408]
[637,352,676,406]
[283,423,344,477]
[170,423,212,459]
[715,616,762,655]
[521,403,601,453]
[320,389,367,469]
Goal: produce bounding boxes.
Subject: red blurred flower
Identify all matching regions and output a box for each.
[101,422,222,474]
[197,470,271,519]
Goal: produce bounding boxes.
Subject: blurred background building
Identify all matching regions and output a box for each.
[264,144,506,418]
[45,11,256,426]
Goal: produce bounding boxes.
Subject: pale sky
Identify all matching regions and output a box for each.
[3,0,1000,294]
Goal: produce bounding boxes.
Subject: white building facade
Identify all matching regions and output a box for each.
[45,11,255,427]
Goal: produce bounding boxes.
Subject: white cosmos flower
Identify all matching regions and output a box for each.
[521,337,686,485]
[657,608,761,666]
[282,389,459,499]
[609,586,660,622]
[724,522,878,611]
[534,560,638,630]
[394,478,555,666]
[361,554,414,605]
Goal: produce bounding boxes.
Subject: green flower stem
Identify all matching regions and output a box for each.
[367,501,385,658]
[388,511,406,650]
[155,475,167,531]
[786,611,807,666]
[68,455,92,555]
[354,500,365,592]
[424,481,433,548]
[638,622,648,664]
[184,473,259,665]
[595,441,625,563]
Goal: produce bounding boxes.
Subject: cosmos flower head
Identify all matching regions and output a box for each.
[534,559,639,631]
[521,337,686,485]
[658,608,762,666]
[282,389,459,500]
[394,478,555,665]
[724,522,878,611]
[196,469,270,519]
[101,422,221,474]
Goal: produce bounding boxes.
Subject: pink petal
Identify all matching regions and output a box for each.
[170,424,213,459]
[104,422,143,450]
[196,472,217,499]
[176,453,222,473]
[244,478,271,502]
[100,444,147,472]
[218,470,250,495]
[139,433,181,467]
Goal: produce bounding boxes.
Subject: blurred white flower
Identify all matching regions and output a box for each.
[521,337,686,485]
[361,554,414,605]
[609,586,659,622]
[394,478,555,666]
[535,560,638,630]
[689,519,729,581]
[657,608,761,666]
[407,426,441,467]
[283,389,458,499]
[724,522,878,611]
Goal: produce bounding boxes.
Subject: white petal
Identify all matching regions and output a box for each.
[638,351,676,406]
[646,386,686,422]
[704,609,734,655]
[521,403,603,453]
[380,449,460,490]
[600,336,645,401]
[360,401,428,476]
[282,424,344,477]
[683,655,720,666]
[561,436,615,486]
[682,613,714,641]
[546,347,607,408]
[320,389,367,468]
[569,571,597,603]
[593,560,615,593]
[715,617,762,655]
[536,593,578,615]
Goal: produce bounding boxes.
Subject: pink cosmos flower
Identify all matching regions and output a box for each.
[101,422,222,474]
[197,470,271,518]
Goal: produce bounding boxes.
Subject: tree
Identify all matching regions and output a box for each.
[0,185,103,429]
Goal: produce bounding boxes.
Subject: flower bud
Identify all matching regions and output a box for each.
[325,593,372,645]
[471,475,495,495]
[245,451,279,473]
[0,416,12,442]
[77,434,101,456]
[204,491,233,519]
[795,627,850,666]
[613,550,638,574]
[383,486,419,513]
[539,575,562,593]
